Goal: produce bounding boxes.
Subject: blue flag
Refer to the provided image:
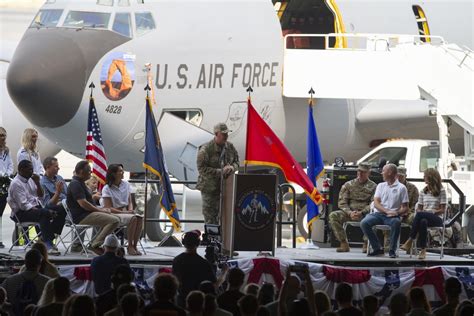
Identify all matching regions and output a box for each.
[143,97,181,231]
[306,102,324,231]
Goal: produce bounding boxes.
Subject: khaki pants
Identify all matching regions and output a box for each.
[79,212,120,248]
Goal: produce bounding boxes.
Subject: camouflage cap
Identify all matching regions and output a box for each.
[397,166,407,176]
[214,122,230,134]
[357,162,371,172]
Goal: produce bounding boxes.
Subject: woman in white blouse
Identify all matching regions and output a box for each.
[17,128,44,175]
[401,168,446,259]
[0,127,13,248]
[102,164,143,255]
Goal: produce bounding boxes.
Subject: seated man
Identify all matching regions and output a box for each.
[361,163,408,258]
[328,162,376,253]
[40,157,68,207]
[8,160,65,254]
[66,160,119,255]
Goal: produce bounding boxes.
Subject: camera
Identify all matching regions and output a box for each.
[202,224,228,269]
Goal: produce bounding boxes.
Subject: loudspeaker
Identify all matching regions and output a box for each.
[157,235,183,247]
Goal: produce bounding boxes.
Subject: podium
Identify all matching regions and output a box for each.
[222,173,277,256]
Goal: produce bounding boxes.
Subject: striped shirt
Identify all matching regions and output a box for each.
[418,187,447,218]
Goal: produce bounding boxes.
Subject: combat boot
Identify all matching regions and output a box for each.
[400,238,413,254]
[336,240,350,252]
[362,240,368,253]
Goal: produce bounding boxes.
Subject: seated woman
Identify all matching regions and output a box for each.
[401,168,447,259]
[102,164,143,256]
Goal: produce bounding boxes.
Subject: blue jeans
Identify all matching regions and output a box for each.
[361,212,401,252]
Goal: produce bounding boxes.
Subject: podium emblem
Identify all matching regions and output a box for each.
[236,190,275,231]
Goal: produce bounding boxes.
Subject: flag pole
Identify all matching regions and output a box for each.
[300,87,320,250]
[142,84,151,246]
[244,86,253,174]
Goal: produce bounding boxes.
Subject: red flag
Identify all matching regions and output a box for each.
[245,100,322,205]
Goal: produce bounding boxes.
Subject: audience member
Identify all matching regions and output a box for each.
[314,290,331,315]
[19,242,60,278]
[454,300,474,316]
[63,294,78,316]
[362,295,379,316]
[91,234,129,295]
[66,160,119,255]
[408,287,431,316]
[142,273,186,316]
[95,264,134,316]
[120,292,141,316]
[218,268,245,315]
[256,306,270,316]
[1,249,50,315]
[335,282,362,316]
[8,160,65,254]
[278,266,316,316]
[257,283,275,306]
[204,293,232,316]
[433,277,462,316]
[36,276,70,316]
[401,168,447,259]
[104,284,137,316]
[361,163,408,258]
[244,283,260,297]
[322,312,338,316]
[40,157,68,207]
[389,293,409,316]
[101,164,143,255]
[0,127,13,249]
[17,128,44,175]
[266,270,300,315]
[37,278,54,306]
[238,295,259,316]
[67,294,96,316]
[0,287,10,316]
[187,290,205,316]
[172,230,216,307]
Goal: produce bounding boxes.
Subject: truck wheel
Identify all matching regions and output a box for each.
[297,205,309,239]
[145,195,174,241]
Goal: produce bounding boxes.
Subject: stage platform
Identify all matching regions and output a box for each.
[1,244,473,268]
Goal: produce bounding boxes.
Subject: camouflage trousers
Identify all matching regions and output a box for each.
[201,192,220,225]
[329,210,365,242]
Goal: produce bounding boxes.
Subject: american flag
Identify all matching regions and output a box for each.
[86,96,107,190]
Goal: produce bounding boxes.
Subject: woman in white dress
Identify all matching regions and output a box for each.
[17,128,44,175]
[102,164,143,256]
[0,127,13,248]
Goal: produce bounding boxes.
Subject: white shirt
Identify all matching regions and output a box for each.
[373,180,409,213]
[17,147,44,175]
[101,180,132,209]
[0,150,13,176]
[7,174,42,213]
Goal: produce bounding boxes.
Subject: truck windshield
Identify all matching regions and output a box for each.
[420,145,440,172]
[363,147,407,168]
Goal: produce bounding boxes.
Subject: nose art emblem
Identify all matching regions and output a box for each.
[101,51,136,101]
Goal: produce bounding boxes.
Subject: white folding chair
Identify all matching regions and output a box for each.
[9,212,42,253]
[60,199,97,258]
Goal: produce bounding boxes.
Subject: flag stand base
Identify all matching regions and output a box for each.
[299,239,320,250]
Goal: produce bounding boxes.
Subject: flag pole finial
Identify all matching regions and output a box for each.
[308,87,315,106]
[144,84,151,97]
[89,82,95,97]
[246,86,253,100]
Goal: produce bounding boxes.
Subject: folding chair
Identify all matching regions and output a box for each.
[367,224,401,257]
[9,212,42,253]
[114,219,147,255]
[410,206,450,259]
[60,199,97,258]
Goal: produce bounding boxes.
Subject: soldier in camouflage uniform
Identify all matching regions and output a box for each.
[196,123,239,225]
[329,162,377,252]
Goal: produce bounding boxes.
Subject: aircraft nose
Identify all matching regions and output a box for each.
[7,28,130,128]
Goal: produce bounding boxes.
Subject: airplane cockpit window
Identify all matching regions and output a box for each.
[64,11,111,29]
[118,0,131,6]
[112,13,132,37]
[166,110,203,127]
[363,147,407,168]
[30,9,63,28]
[419,145,439,172]
[135,12,155,36]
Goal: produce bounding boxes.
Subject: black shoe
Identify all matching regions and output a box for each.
[368,249,384,257]
[389,251,397,258]
[0,242,4,249]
